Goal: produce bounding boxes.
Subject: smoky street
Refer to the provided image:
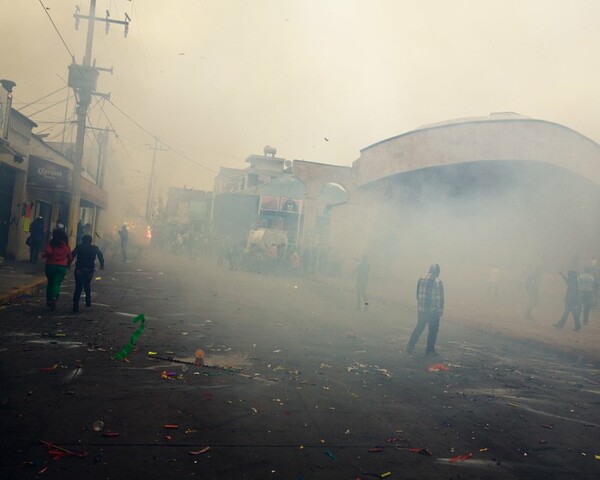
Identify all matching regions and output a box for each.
[4,2,600,479]
[1,253,598,480]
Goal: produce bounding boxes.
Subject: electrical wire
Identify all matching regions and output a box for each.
[37,0,76,60]
[46,121,75,142]
[106,98,219,173]
[90,96,142,171]
[17,86,69,111]
[33,123,59,136]
[37,0,217,176]
[130,0,156,102]
[27,94,72,118]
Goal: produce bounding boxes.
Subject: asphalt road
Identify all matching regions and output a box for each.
[0,252,599,480]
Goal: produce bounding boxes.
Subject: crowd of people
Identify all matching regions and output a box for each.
[26,216,598,361]
[553,266,599,331]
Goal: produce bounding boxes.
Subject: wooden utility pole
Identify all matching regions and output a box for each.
[67,0,130,247]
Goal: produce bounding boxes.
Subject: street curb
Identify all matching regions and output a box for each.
[0,276,46,305]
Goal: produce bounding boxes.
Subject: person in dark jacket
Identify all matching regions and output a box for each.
[407,263,445,356]
[41,228,73,310]
[554,270,581,331]
[72,235,105,313]
[28,216,45,264]
[118,224,128,262]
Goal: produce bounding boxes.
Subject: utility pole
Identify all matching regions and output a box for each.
[67,0,130,247]
[145,137,167,224]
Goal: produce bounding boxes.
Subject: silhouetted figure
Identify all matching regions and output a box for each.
[554,271,581,331]
[355,254,370,310]
[524,267,542,319]
[83,222,92,236]
[407,264,445,356]
[41,228,72,310]
[578,268,595,326]
[28,216,45,264]
[72,235,105,313]
[118,224,129,262]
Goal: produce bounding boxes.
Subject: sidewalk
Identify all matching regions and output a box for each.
[0,259,46,305]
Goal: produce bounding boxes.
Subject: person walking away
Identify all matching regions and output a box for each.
[28,216,45,264]
[355,254,370,310]
[407,263,445,356]
[118,224,129,262]
[554,271,581,331]
[41,228,72,310]
[72,235,105,313]
[578,267,595,326]
[524,267,542,319]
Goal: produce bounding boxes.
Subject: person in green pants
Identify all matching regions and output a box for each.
[41,228,73,310]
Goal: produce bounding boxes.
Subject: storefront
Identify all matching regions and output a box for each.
[0,97,36,261]
[26,155,72,242]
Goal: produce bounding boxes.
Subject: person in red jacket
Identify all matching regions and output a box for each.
[41,228,73,310]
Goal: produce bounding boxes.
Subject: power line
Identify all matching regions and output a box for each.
[36,0,219,178]
[130,0,156,102]
[33,120,73,124]
[27,94,72,118]
[46,121,76,142]
[37,0,76,60]
[36,0,218,183]
[106,98,219,173]
[34,123,60,136]
[17,86,68,111]
[91,96,140,170]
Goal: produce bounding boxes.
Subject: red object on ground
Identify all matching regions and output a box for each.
[40,440,87,459]
[449,452,474,463]
[428,363,449,372]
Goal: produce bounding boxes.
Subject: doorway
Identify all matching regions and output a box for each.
[34,201,53,244]
[0,163,16,257]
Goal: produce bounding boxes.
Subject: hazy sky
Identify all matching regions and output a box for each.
[3,0,600,205]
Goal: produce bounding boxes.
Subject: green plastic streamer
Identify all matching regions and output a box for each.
[114,313,146,360]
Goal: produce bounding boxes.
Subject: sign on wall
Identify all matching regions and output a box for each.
[27,155,70,191]
[259,195,280,212]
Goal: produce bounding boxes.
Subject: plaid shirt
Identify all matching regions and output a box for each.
[416,274,444,313]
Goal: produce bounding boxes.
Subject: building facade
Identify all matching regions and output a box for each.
[0,81,108,262]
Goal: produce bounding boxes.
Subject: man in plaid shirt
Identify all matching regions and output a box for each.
[406,264,444,356]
